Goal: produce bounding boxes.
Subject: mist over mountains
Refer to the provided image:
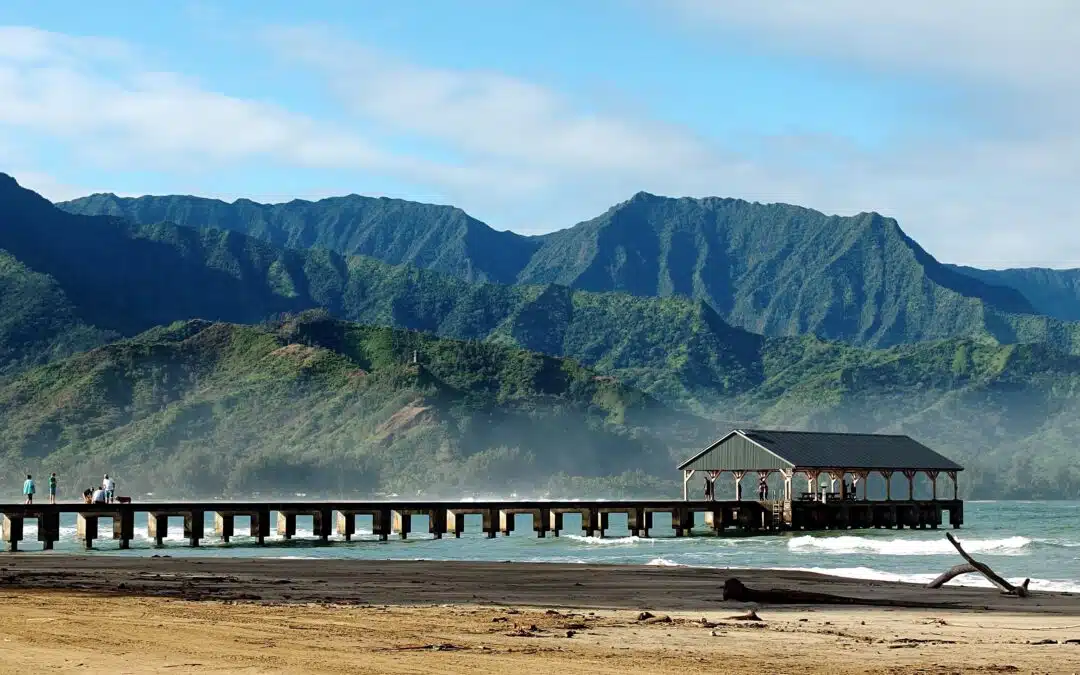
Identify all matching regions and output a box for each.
[1,171,1078,497]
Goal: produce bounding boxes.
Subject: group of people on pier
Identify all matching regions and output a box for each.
[20,473,117,504]
[82,474,117,504]
[701,474,770,501]
[22,473,57,505]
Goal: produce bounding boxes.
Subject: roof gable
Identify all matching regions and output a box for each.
[678,428,964,472]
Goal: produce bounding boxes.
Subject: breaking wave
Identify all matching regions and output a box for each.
[787,535,1031,556]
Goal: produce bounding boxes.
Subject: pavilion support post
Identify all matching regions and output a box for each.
[828,470,846,500]
[732,471,747,501]
[854,471,870,501]
[901,470,917,501]
[927,470,940,501]
[682,469,696,501]
[947,470,958,500]
[880,470,894,501]
[805,471,821,501]
[779,469,794,502]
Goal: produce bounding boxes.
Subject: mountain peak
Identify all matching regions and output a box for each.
[0,172,56,214]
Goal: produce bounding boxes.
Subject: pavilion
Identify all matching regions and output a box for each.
[678,429,964,503]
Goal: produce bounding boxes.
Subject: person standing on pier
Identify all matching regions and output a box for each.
[22,474,35,504]
[102,474,115,504]
[48,472,57,504]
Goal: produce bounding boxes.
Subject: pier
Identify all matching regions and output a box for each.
[0,428,967,551]
[0,497,962,551]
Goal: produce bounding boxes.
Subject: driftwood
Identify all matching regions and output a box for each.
[925,533,1029,597]
[928,563,979,588]
[722,578,960,609]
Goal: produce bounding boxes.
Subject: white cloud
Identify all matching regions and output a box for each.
[0,29,382,170]
[263,26,809,223]
[264,26,731,183]
[669,1,1080,94]
[0,26,514,195]
[4,17,1080,267]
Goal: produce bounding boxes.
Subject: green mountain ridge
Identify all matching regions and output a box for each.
[61,190,539,285]
[3,173,769,406]
[61,187,1045,350]
[950,264,1080,322]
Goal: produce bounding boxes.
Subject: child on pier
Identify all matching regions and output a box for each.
[22,475,34,504]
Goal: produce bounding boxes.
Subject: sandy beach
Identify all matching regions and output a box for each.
[1,557,1080,674]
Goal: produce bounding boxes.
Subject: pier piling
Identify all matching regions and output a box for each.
[313,508,333,542]
[147,513,167,546]
[392,510,411,540]
[2,515,23,552]
[184,511,204,547]
[113,510,134,549]
[548,511,563,537]
[76,514,97,550]
[215,513,234,543]
[276,512,297,540]
[38,512,59,550]
[336,512,355,541]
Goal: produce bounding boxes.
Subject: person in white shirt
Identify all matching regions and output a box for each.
[102,474,116,503]
[91,488,107,504]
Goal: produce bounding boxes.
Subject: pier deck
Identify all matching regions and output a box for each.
[0,498,963,551]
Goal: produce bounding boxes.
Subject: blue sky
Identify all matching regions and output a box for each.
[1,1,1078,267]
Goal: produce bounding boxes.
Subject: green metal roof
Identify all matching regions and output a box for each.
[677,429,964,472]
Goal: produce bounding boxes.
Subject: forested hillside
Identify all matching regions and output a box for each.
[64,189,1055,350]
[60,191,539,284]
[0,313,707,497]
[951,264,1080,322]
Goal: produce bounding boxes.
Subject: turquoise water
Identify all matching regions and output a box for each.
[13,501,1080,592]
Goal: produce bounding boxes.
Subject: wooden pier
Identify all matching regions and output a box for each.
[0,498,963,551]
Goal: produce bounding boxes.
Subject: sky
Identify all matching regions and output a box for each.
[1,1,1078,269]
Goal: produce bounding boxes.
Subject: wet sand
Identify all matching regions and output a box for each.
[1,557,1080,673]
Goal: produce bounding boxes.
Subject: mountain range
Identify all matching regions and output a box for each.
[0,171,1075,497]
[64,190,1080,350]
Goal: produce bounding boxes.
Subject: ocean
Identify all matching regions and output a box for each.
[11,501,1079,593]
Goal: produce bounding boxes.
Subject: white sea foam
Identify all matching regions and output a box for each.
[564,535,648,546]
[1034,537,1080,548]
[645,558,685,567]
[787,535,1031,556]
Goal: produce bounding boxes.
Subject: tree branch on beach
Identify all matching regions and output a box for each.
[926,533,1030,597]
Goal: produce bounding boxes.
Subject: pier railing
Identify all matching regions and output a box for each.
[0,498,963,551]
